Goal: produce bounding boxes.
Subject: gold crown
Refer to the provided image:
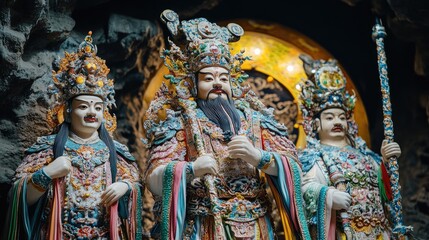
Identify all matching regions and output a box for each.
[297,54,356,136]
[47,31,116,132]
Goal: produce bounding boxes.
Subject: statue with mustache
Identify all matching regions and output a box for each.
[297,54,402,239]
[3,32,143,240]
[142,10,311,240]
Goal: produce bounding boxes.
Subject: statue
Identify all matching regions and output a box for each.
[3,32,143,240]
[297,54,401,239]
[142,10,311,239]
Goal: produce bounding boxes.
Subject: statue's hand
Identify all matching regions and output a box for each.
[43,156,72,179]
[101,182,129,207]
[381,140,401,160]
[228,135,261,166]
[193,154,218,177]
[331,189,352,210]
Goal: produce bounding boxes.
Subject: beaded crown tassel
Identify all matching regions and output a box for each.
[47,31,117,133]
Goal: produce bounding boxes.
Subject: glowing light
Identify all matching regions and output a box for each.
[253,48,261,55]
[286,65,295,72]
[295,84,302,91]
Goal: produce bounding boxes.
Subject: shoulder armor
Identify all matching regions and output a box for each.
[25,134,56,154]
[143,110,184,147]
[257,110,288,136]
[298,137,322,173]
[114,141,136,161]
[354,136,382,164]
[298,147,322,173]
[354,136,369,152]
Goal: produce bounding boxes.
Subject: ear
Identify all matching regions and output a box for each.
[313,118,321,133]
[63,102,72,123]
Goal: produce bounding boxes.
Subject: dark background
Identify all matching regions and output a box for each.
[1,0,428,238]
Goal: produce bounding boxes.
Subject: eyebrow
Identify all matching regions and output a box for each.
[198,71,229,75]
[74,99,104,105]
[321,112,345,116]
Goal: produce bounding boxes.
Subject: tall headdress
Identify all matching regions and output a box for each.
[143,10,254,147]
[47,31,117,133]
[297,54,357,137]
[160,9,250,99]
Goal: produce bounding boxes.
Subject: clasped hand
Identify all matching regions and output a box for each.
[193,154,218,177]
[331,189,352,210]
[192,135,266,177]
[44,156,129,207]
[43,156,72,179]
[380,140,401,161]
[227,135,261,166]
[101,182,129,207]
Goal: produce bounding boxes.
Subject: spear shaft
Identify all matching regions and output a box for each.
[371,17,412,239]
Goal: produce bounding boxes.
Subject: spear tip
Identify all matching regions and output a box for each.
[372,17,387,41]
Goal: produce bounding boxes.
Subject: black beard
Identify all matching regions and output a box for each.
[196,96,241,141]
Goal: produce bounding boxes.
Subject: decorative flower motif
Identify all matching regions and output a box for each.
[78,145,94,160]
[77,226,96,238]
[210,44,219,54]
[341,161,352,169]
[352,188,368,202]
[365,164,372,171]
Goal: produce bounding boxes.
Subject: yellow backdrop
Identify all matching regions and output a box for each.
[143,19,370,149]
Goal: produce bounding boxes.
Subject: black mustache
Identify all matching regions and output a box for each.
[332,124,345,130]
[206,89,228,100]
[209,89,227,94]
[83,115,98,121]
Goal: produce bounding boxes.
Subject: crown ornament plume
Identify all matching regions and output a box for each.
[160,9,251,99]
[46,31,117,133]
[297,53,357,137]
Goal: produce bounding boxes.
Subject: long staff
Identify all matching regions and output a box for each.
[371,17,412,239]
[180,99,226,240]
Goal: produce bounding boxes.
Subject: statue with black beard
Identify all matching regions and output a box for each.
[143,10,310,240]
[196,96,241,141]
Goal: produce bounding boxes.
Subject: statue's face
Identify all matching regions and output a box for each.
[197,66,231,100]
[70,95,104,137]
[317,108,348,141]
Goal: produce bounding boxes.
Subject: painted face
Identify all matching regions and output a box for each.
[317,108,348,141]
[70,95,104,137]
[197,66,232,100]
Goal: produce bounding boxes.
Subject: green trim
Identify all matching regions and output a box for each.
[317,186,328,240]
[161,162,177,240]
[377,167,388,204]
[290,160,311,240]
[135,184,143,240]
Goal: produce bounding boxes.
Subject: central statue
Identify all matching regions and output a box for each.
[143,10,311,239]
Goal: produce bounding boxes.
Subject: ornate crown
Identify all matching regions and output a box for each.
[160,9,250,99]
[47,31,117,132]
[297,54,357,136]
